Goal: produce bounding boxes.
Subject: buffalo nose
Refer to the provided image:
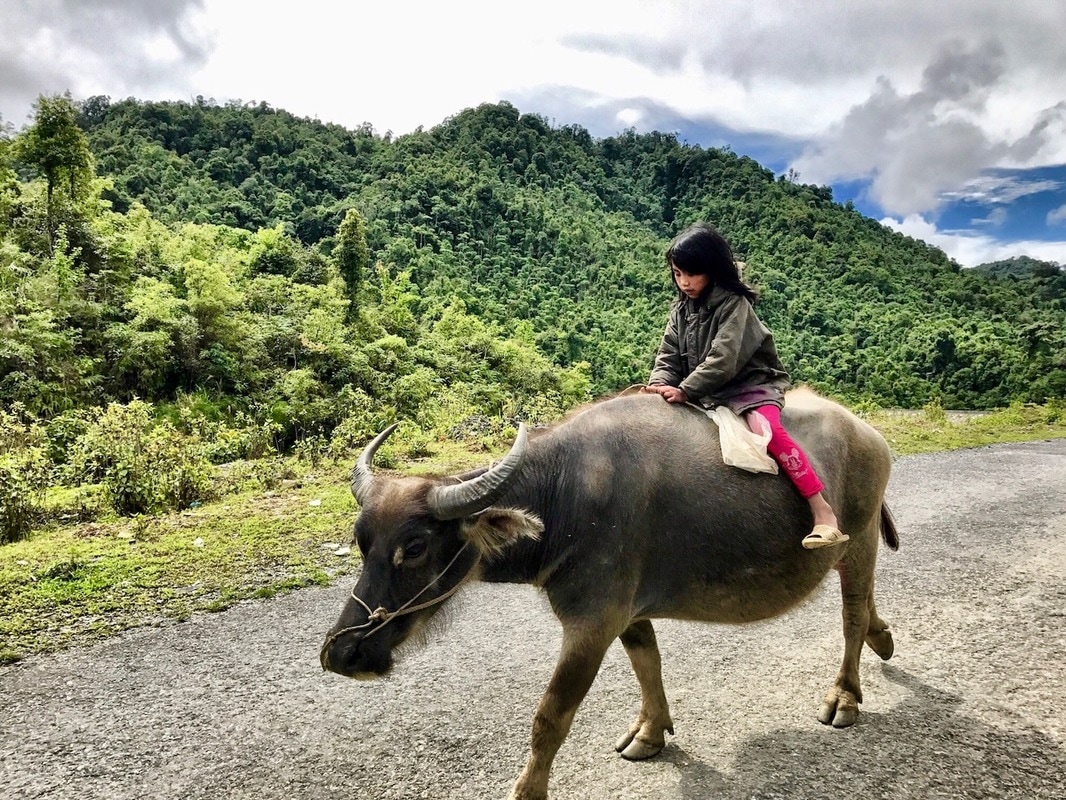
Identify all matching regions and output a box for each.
[320,629,351,674]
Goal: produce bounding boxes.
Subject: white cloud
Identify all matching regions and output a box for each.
[973,207,1008,228]
[791,38,1066,217]
[565,4,1066,220]
[187,0,683,137]
[0,0,211,128]
[883,214,1066,266]
[1047,204,1066,226]
[943,174,1063,204]
[3,0,1066,264]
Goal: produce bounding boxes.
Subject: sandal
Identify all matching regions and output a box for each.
[802,524,850,549]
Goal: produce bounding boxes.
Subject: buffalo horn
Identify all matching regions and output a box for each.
[351,423,400,504]
[427,423,529,520]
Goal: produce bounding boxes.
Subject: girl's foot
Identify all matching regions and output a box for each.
[805,492,845,549]
[802,525,850,549]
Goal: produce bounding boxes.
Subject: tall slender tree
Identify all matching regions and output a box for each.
[15,94,95,249]
[334,208,370,314]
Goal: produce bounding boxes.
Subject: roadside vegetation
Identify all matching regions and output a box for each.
[864,399,1066,454]
[1,94,1063,665]
[2,400,1064,666]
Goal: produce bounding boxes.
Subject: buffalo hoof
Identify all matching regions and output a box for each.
[507,789,546,800]
[508,772,548,800]
[818,687,860,728]
[865,627,894,661]
[619,737,665,761]
[508,790,546,800]
[615,720,673,760]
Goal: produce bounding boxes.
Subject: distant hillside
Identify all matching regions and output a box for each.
[973,255,1059,277]
[972,255,1064,293]
[3,95,1062,419]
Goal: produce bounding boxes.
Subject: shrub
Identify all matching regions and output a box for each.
[212,456,292,495]
[0,405,51,542]
[149,423,216,511]
[921,398,947,424]
[390,366,442,417]
[42,483,107,524]
[1043,398,1064,425]
[171,401,281,464]
[67,400,216,516]
[293,434,328,466]
[327,388,396,459]
[0,448,49,543]
[44,409,93,467]
[65,401,150,485]
[392,426,434,459]
[514,392,567,427]
[0,405,37,450]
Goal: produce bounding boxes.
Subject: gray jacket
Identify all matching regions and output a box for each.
[648,285,791,413]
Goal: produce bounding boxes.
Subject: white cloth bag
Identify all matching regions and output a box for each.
[707,406,779,474]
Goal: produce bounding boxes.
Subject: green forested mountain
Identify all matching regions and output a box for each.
[76,97,1065,408]
[2,95,1064,454]
[972,255,1065,287]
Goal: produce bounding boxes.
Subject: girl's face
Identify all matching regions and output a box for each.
[671,262,711,299]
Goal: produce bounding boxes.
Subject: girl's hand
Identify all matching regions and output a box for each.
[660,386,689,404]
[643,385,689,404]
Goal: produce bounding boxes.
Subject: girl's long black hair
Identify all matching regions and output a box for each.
[666,222,758,303]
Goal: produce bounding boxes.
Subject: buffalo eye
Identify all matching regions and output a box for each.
[402,537,428,562]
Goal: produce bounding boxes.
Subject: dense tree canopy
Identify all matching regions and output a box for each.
[1,94,1063,453]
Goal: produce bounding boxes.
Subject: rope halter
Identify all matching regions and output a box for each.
[321,542,477,658]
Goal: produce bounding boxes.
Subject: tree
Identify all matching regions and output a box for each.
[15,94,95,248]
[334,208,370,312]
[20,96,1064,412]
[0,129,19,234]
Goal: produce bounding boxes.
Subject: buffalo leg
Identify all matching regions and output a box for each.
[864,579,894,660]
[509,621,617,800]
[614,620,674,760]
[819,560,872,728]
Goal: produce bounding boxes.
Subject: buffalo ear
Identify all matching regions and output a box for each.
[460,507,543,559]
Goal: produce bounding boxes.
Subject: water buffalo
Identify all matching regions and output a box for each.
[320,389,899,800]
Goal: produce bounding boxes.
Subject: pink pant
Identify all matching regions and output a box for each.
[747,405,824,499]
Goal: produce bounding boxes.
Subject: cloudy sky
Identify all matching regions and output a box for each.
[3,0,1066,268]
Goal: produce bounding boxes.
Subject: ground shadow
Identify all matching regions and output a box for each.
[665,663,1064,800]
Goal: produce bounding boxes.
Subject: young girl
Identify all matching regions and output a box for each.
[643,222,847,549]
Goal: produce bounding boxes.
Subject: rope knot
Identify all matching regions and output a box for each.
[344,542,478,639]
[368,607,390,623]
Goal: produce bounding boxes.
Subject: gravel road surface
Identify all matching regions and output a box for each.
[2,440,1065,800]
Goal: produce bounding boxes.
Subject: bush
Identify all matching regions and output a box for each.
[149,424,216,511]
[270,368,356,446]
[513,391,567,427]
[1043,398,1064,425]
[0,404,46,450]
[326,388,396,459]
[0,405,51,542]
[0,448,49,542]
[390,366,442,417]
[922,398,947,424]
[67,400,216,516]
[42,483,107,525]
[213,456,292,496]
[44,409,93,467]
[171,402,281,464]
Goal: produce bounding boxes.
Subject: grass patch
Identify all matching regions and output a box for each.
[861,402,1066,455]
[0,461,362,664]
[2,402,1064,664]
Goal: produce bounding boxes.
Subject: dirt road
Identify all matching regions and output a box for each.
[2,440,1065,799]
